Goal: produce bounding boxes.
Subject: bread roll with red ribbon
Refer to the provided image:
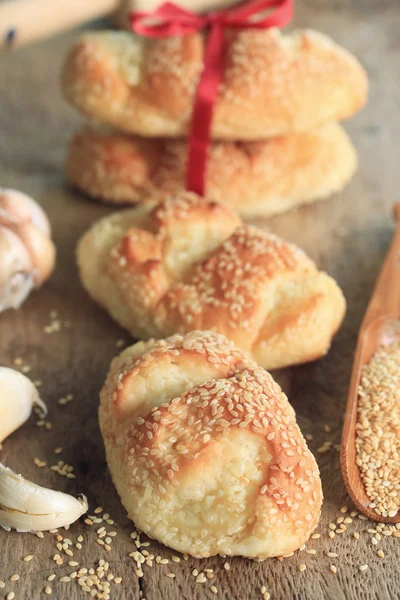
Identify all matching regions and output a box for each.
[0,189,56,312]
[99,330,323,558]
[78,192,345,370]
[62,27,367,141]
[67,122,356,218]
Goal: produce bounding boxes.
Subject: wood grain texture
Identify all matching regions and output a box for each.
[1,1,400,599]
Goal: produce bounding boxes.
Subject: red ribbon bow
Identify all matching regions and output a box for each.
[131,0,293,196]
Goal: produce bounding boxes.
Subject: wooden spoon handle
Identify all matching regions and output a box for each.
[0,0,119,50]
[362,202,400,326]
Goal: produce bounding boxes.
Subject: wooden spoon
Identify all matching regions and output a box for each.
[341,204,400,523]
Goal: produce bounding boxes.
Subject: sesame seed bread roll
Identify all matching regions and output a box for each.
[67,122,357,218]
[99,330,323,558]
[62,29,367,140]
[78,193,346,370]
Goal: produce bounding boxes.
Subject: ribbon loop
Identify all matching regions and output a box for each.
[130,0,293,195]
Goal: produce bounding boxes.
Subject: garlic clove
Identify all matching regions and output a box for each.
[0,188,51,236]
[0,226,35,311]
[0,367,47,445]
[0,464,88,532]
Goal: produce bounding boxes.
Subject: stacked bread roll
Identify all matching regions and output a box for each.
[63,27,367,217]
[63,29,367,217]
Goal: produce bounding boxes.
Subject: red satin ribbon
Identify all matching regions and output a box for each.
[131,0,293,196]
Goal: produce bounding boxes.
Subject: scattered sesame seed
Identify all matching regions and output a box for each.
[44,586,52,595]
[330,565,337,574]
[299,564,307,572]
[23,555,33,562]
[359,564,369,572]
[10,574,19,582]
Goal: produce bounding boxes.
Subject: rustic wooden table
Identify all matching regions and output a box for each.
[1,1,400,599]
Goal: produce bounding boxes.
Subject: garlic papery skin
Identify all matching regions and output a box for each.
[13,222,55,285]
[0,188,51,236]
[0,464,88,532]
[0,367,47,445]
[0,188,56,311]
[0,226,35,311]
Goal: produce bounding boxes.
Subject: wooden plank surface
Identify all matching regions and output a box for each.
[1,1,400,599]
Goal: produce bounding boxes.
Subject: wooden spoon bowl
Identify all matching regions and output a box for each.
[341,204,400,523]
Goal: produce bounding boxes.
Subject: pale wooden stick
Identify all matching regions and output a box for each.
[0,0,119,50]
[1,0,234,51]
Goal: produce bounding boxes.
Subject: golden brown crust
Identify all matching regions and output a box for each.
[78,192,346,369]
[67,122,357,218]
[99,330,323,558]
[62,29,367,139]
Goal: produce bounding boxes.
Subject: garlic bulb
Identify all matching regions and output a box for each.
[0,188,56,311]
[0,464,88,532]
[0,367,47,444]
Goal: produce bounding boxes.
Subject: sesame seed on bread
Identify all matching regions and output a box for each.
[99,330,323,558]
[62,29,367,139]
[77,192,346,370]
[67,122,357,218]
